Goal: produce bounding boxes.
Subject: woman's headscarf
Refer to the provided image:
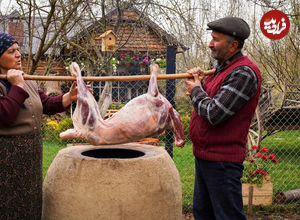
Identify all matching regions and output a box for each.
[0,33,18,57]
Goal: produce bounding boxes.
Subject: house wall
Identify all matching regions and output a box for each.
[8,22,24,45]
[85,9,178,56]
[21,58,67,76]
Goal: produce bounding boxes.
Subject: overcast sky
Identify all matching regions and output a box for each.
[0,0,17,14]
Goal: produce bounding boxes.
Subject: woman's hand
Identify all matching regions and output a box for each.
[7,69,25,88]
[68,82,78,102]
[62,82,93,108]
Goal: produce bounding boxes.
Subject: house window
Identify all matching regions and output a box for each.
[112,81,127,102]
[92,80,147,103]
[92,81,128,103]
[92,71,148,103]
[130,87,147,99]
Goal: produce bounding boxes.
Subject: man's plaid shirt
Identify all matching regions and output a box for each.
[190,52,258,125]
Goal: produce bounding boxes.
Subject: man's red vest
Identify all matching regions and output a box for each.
[189,56,262,162]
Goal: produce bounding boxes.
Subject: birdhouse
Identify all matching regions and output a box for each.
[96,30,117,52]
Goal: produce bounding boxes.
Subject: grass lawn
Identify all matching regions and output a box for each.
[43,139,65,179]
[43,130,300,215]
[261,130,300,193]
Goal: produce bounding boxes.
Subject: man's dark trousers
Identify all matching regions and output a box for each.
[193,157,246,220]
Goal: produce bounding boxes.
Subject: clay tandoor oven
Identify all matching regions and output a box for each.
[42,143,182,220]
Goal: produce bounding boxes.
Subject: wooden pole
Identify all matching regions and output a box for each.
[0,70,215,82]
[247,186,254,220]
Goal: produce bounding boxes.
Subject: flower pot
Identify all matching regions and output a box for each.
[140,63,147,72]
[128,64,140,73]
[242,175,273,206]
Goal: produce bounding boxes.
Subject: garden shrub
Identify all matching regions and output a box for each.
[181,115,191,142]
[109,101,125,110]
[55,116,85,144]
[42,119,59,141]
[42,115,77,145]
[174,96,193,117]
[55,116,73,135]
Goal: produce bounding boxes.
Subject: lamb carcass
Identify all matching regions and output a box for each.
[59,62,185,147]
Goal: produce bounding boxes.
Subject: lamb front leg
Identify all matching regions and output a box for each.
[168,106,185,147]
[60,128,80,139]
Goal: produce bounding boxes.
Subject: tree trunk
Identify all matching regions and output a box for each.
[97,64,113,118]
[98,81,112,118]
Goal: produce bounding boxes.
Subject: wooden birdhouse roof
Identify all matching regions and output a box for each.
[96,30,117,39]
[72,4,189,56]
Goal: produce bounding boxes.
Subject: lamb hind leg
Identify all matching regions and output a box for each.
[147,64,159,97]
[168,106,185,147]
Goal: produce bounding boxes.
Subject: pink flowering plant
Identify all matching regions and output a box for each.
[116,53,150,67]
[241,145,278,186]
[112,54,166,69]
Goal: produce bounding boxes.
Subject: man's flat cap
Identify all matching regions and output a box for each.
[207,17,250,40]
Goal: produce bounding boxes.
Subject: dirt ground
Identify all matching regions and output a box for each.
[182,202,300,219]
[182,213,300,220]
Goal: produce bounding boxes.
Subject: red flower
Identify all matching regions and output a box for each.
[251,145,258,151]
[261,171,267,175]
[249,158,255,163]
[268,153,276,159]
[256,152,263,157]
[272,157,278,163]
[243,146,278,185]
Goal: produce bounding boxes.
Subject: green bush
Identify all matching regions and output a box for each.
[42,115,75,144]
[181,115,191,141]
[55,116,73,135]
[109,101,125,110]
[56,116,85,144]
[42,119,59,141]
[175,96,193,117]
[154,58,166,68]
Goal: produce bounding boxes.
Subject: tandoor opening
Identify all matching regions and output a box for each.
[81,148,145,159]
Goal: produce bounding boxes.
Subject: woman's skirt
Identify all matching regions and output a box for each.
[0,133,43,220]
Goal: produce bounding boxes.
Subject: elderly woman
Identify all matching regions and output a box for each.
[0,33,77,219]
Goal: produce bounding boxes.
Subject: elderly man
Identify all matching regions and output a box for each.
[185,17,262,220]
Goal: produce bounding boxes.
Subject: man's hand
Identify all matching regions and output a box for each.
[7,69,25,88]
[185,73,204,96]
[185,67,215,96]
[185,67,205,96]
[186,67,204,76]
